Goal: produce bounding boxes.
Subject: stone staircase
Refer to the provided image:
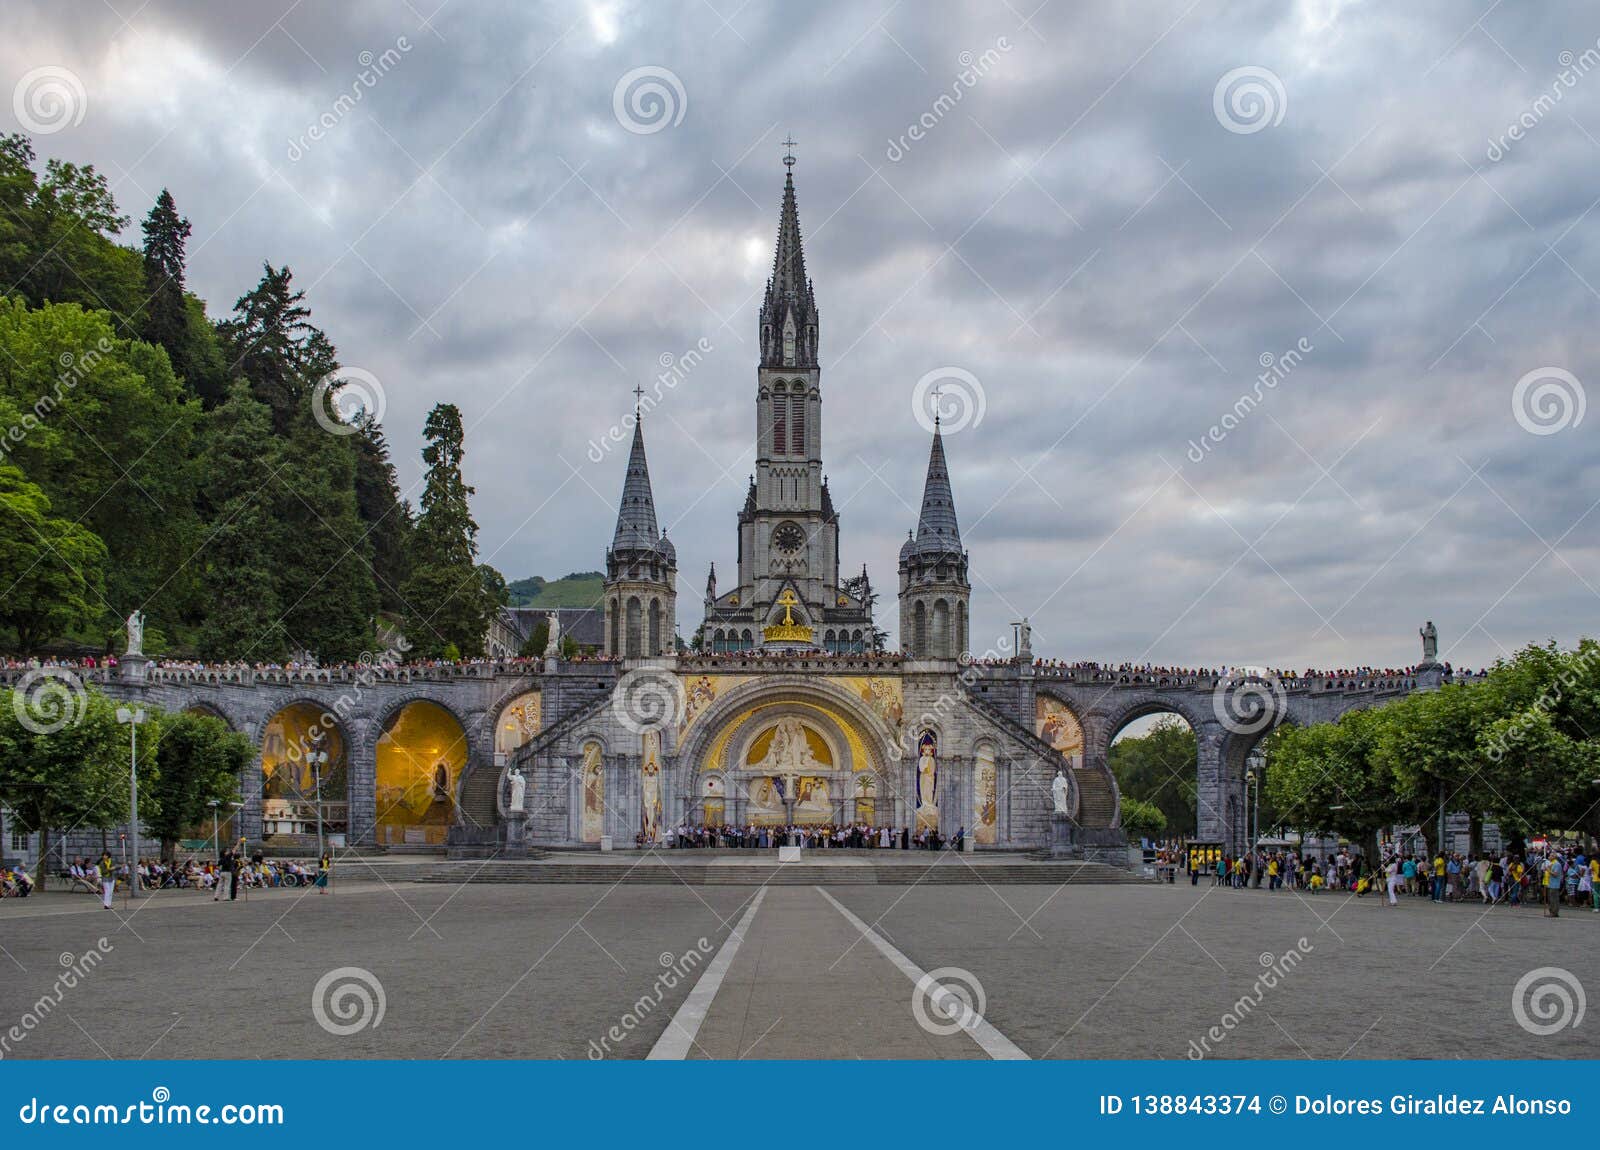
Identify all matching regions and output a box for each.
[1073,766,1118,825]
[410,858,1138,885]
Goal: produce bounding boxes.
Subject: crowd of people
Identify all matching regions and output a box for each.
[657,823,964,850]
[50,846,332,907]
[1165,843,1597,913]
[1013,660,1483,682]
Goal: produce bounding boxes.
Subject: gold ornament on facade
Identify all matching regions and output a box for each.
[762,588,814,643]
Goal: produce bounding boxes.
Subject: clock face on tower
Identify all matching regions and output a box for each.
[773,522,806,555]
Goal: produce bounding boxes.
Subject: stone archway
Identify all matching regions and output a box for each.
[674,676,902,828]
[256,699,351,846]
[372,699,471,847]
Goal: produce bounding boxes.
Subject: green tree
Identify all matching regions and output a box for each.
[352,411,413,614]
[0,465,108,652]
[217,262,336,434]
[1108,717,1198,837]
[0,299,200,626]
[194,382,289,660]
[1266,707,1394,863]
[1120,796,1168,840]
[401,404,503,657]
[145,709,250,860]
[0,687,134,873]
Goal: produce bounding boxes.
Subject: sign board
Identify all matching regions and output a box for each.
[778,846,802,863]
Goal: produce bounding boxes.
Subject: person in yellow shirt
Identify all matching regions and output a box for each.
[1431,854,1446,901]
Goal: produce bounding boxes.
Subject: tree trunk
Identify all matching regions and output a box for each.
[1469,814,1484,855]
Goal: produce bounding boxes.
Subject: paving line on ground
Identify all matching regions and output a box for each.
[646,886,768,1060]
[814,886,1030,1060]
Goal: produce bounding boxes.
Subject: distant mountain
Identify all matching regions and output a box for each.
[506,572,606,608]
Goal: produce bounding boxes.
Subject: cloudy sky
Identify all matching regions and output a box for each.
[7,0,1599,669]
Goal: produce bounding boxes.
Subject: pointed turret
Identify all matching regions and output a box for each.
[898,422,970,660]
[910,423,962,556]
[603,411,676,657]
[611,419,660,552]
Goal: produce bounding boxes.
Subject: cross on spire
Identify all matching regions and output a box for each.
[931,382,942,427]
[782,135,797,173]
[633,382,644,413]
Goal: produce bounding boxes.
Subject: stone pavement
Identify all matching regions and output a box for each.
[0,880,1593,1060]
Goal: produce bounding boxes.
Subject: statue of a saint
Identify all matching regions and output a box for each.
[1051,769,1071,815]
[506,767,527,812]
[126,610,145,657]
[544,612,561,657]
[1018,617,1032,661]
[1419,620,1438,663]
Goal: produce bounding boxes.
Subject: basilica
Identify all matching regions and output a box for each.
[505,162,1121,855]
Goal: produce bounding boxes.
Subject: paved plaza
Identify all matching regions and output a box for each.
[0,877,1594,1060]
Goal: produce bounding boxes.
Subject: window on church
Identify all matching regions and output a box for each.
[772,385,787,454]
[790,392,805,455]
[783,318,796,365]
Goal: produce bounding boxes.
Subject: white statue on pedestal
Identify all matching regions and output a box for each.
[506,767,527,812]
[544,612,561,657]
[1051,768,1071,815]
[126,610,145,657]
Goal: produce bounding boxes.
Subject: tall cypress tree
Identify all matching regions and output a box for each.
[195,382,288,661]
[353,411,413,616]
[401,404,503,657]
[140,189,191,378]
[217,262,336,434]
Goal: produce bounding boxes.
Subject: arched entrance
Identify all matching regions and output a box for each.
[1108,709,1198,840]
[375,701,468,846]
[259,702,348,845]
[493,690,542,764]
[674,678,900,830]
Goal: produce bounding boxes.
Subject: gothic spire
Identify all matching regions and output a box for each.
[911,424,962,555]
[760,147,819,368]
[611,415,661,553]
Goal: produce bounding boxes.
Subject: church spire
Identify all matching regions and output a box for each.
[760,142,819,368]
[912,423,962,554]
[611,415,661,553]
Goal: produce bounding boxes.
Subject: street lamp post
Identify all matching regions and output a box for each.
[208,799,221,862]
[307,741,329,860]
[115,706,147,896]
